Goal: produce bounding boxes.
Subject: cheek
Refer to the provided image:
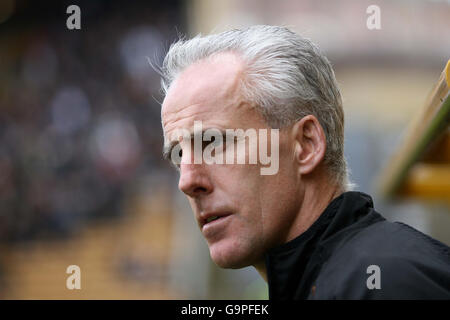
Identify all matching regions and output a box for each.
[210,145,297,238]
[257,159,300,242]
[212,165,265,229]
[214,162,262,201]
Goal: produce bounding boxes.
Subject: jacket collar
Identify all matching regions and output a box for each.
[264,191,384,299]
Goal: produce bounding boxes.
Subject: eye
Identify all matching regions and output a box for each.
[173,149,182,168]
[168,144,182,169]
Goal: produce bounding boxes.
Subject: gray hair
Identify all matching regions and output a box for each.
[160,25,353,190]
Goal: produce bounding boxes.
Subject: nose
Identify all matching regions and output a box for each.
[178,163,213,198]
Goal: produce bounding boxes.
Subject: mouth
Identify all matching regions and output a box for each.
[200,212,232,229]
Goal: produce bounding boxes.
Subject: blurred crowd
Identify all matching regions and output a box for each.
[0,0,183,243]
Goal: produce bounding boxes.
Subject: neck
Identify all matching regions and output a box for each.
[253,175,344,282]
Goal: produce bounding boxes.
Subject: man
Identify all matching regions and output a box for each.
[159,25,450,299]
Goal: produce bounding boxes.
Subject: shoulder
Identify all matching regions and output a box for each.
[346,220,449,260]
[313,220,450,299]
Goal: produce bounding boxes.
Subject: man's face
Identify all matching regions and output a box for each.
[161,53,302,268]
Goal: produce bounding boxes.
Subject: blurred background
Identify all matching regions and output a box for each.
[0,0,448,299]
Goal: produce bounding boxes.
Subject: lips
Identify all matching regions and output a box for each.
[200,212,232,229]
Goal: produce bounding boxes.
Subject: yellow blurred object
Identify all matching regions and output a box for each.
[446,60,450,88]
[377,59,450,202]
[399,164,450,202]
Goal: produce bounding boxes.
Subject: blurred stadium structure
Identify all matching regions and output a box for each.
[0,0,448,299]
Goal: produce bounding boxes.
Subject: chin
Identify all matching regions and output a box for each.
[208,238,257,269]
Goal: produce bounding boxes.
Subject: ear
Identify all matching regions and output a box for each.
[292,115,326,175]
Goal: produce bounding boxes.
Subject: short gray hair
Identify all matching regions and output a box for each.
[160,25,352,190]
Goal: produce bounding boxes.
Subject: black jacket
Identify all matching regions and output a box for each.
[265,191,450,299]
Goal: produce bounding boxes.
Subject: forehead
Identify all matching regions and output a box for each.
[161,52,257,131]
